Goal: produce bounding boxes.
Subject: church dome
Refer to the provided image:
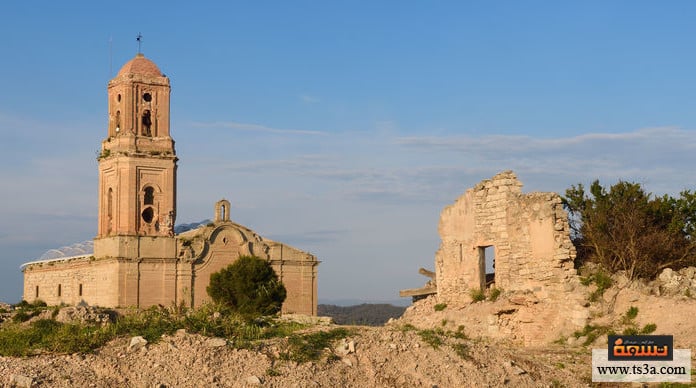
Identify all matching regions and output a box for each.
[116,53,163,77]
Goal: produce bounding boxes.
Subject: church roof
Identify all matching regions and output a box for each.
[116,53,163,77]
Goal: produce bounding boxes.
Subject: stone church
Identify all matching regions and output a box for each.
[22,54,319,315]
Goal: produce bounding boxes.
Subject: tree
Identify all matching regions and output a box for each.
[563,180,696,279]
[207,256,287,316]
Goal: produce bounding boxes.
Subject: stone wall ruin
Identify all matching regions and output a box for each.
[402,171,590,345]
[435,171,579,301]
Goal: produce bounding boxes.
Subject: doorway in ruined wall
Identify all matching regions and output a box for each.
[477,245,495,290]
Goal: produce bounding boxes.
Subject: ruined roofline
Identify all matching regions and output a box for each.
[20,254,92,271]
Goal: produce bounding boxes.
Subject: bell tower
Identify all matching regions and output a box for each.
[94,53,177,261]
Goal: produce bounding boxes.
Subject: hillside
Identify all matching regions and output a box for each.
[318,303,406,326]
[0,323,589,387]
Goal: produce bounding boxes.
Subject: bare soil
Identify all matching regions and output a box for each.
[2,278,696,387]
[0,325,590,388]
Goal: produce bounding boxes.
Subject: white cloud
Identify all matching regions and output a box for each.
[189,120,327,136]
[299,94,320,103]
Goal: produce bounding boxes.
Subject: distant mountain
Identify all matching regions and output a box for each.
[318,298,412,307]
[318,303,407,326]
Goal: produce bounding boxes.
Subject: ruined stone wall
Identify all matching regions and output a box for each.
[267,242,319,316]
[435,171,578,301]
[23,258,121,307]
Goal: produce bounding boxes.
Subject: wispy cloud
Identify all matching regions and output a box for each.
[396,127,696,153]
[298,94,320,103]
[189,121,327,136]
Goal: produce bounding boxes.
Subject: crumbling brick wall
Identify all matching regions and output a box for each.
[435,171,578,301]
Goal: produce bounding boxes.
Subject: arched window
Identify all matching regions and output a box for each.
[114,110,121,134]
[144,186,154,205]
[142,110,152,136]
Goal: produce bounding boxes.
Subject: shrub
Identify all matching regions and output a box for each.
[418,329,444,349]
[564,181,696,279]
[580,267,614,302]
[207,256,287,316]
[640,323,657,334]
[434,303,447,311]
[281,328,351,363]
[489,288,502,301]
[469,289,486,302]
[451,343,470,360]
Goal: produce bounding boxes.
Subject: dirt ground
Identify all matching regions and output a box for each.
[0,324,591,388]
[2,278,696,387]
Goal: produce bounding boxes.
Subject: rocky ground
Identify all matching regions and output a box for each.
[3,267,696,387]
[0,324,590,388]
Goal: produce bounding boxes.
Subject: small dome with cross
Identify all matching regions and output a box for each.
[117,53,163,78]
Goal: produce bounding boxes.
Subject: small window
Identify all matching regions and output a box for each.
[79,284,83,297]
[143,93,152,102]
[144,186,154,205]
[142,110,152,136]
[117,94,122,102]
[57,284,62,297]
[35,285,39,298]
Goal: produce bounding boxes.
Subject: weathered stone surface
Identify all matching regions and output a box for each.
[206,337,227,348]
[55,306,113,325]
[9,374,34,388]
[128,336,148,352]
[405,171,590,345]
[245,375,262,385]
[435,171,577,303]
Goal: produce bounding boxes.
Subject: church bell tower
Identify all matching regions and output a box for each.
[94,53,177,260]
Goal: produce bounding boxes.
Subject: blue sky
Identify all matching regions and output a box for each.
[2,1,696,304]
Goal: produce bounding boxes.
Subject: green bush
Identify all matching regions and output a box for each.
[469,289,486,302]
[581,268,614,302]
[418,329,444,349]
[434,303,447,311]
[0,304,308,357]
[489,288,502,301]
[641,323,657,334]
[207,256,287,316]
[564,180,696,279]
[281,328,351,363]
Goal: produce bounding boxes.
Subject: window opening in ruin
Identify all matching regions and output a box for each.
[35,285,39,298]
[478,245,495,290]
[142,207,154,224]
[144,186,154,205]
[57,284,61,297]
[108,188,113,217]
[79,284,83,297]
[143,92,152,102]
[142,110,152,136]
[220,204,226,221]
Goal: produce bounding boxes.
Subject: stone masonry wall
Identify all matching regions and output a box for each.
[430,171,589,344]
[435,171,578,299]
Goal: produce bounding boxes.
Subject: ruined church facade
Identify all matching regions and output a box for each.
[22,54,319,315]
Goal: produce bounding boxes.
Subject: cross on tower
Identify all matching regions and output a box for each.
[136,33,143,53]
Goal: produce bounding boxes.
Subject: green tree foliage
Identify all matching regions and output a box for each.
[207,256,287,316]
[564,180,696,279]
